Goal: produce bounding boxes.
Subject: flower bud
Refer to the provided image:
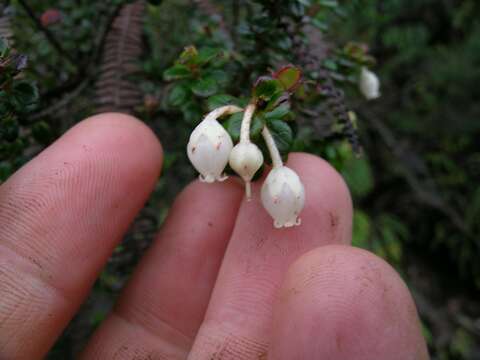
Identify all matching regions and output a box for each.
[229,142,264,182]
[187,117,233,183]
[261,166,305,228]
[359,67,380,100]
[229,141,264,199]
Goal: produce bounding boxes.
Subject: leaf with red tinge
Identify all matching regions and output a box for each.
[40,9,62,27]
[252,76,282,101]
[274,65,302,91]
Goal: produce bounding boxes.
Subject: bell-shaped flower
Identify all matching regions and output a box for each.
[187,116,233,183]
[261,166,305,228]
[229,142,264,198]
[359,67,381,100]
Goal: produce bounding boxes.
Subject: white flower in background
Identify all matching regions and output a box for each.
[359,67,381,100]
[187,106,241,183]
[261,166,305,228]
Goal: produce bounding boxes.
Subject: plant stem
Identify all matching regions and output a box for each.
[205,105,243,122]
[240,102,256,143]
[245,181,252,200]
[262,126,283,168]
[17,0,77,68]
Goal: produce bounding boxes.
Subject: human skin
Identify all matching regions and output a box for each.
[0,113,429,359]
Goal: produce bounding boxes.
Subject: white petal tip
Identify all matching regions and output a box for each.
[199,174,215,183]
[273,217,302,229]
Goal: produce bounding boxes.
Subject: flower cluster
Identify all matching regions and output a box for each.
[187,105,305,229]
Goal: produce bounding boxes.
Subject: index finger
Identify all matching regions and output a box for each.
[0,113,162,359]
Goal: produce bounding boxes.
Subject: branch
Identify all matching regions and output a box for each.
[30,5,122,120]
[362,110,469,235]
[17,0,77,67]
[30,79,89,120]
[193,0,230,35]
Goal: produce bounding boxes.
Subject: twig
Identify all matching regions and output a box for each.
[17,0,77,67]
[30,79,89,120]
[30,4,122,120]
[232,0,240,46]
[193,0,230,35]
[40,4,121,100]
[363,110,469,235]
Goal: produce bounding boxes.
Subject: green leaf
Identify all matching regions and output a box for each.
[251,117,264,139]
[0,162,13,182]
[12,81,39,106]
[297,0,312,6]
[0,116,19,142]
[225,112,243,141]
[352,210,371,249]
[253,77,283,101]
[181,101,202,124]
[178,45,198,65]
[196,47,223,65]
[312,18,328,32]
[274,65,302,91]
[265,92,290,111]
[31,121,53,145]
[323,58,338,71]
[205,69,229,86]
[318,0,339,8]
[0,37,9,57]
[266,119,293,154]
[207,94,239,111]
[341,156,374,198]
[225,112,264,142]
[264,103,291,120]
[167,84,189,107]
[191,77,218,97]
[163,64,191,81]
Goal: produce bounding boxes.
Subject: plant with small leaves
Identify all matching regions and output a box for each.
[160,1,382,229]
[0,38,49,182]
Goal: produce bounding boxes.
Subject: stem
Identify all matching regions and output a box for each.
[245,181,252,200]
[240,103,256,143]
[205,105,243,122]
[262,126,283,168]
[17,0,77,68]
[232,0,240,46]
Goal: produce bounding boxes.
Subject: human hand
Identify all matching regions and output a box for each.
[0,114,429,359]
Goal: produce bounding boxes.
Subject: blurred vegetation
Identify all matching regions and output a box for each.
[0,0,479,359]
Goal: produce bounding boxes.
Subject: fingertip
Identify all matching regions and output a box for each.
[103,177,245,352]
[270,245,428,360]
[68,112,163,176]
[0,113,164,358]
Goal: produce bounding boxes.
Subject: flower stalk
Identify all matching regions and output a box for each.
[261,126,283,169]
[229,102,264,200]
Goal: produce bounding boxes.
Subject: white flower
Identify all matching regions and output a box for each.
[229,142,263,183]
[187,115,234,183]
[359,67,381,100]
[261,166,305,228]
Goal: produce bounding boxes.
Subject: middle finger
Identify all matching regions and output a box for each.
[82,179,244,359]
[188,153,353,359]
